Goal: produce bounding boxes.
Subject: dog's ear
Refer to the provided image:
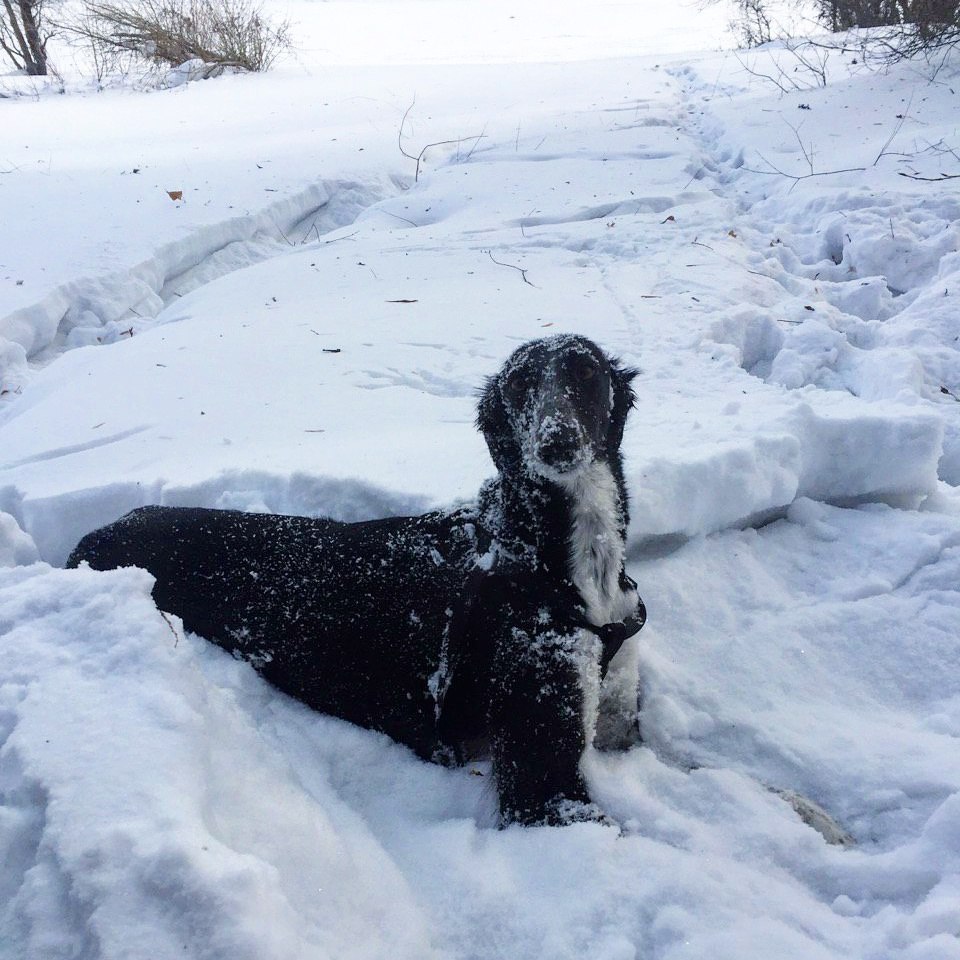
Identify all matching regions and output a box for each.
[476,375,521,472]
[607,360,638,452]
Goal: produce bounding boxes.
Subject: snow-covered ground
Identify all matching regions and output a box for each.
[3,2,960,957]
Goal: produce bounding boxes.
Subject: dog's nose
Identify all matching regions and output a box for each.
[533,416,584,470]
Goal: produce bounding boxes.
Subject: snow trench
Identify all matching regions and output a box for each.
[0,176,394,397]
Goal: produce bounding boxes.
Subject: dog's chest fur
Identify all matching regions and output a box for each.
[558,461,637,626]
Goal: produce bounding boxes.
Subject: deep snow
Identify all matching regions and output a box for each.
[2,2,960,958]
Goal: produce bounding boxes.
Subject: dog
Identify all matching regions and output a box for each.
[67,334,645,826]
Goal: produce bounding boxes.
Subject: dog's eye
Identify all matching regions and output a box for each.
[576,363,597,382]
[505,371,531,395]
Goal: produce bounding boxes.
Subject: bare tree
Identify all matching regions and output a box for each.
[1,0,50,74]
[816,0,960,60]
[815,0,902,30]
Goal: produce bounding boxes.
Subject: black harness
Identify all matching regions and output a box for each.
[581,599,647,678]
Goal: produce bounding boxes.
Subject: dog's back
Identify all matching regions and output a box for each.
[69,505,481,758]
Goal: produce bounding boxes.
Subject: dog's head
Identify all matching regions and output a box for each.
[477,335,637,478]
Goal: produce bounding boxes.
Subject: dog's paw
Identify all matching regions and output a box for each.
[502,797,616,829]
[551,799,619,829]
[593,711,642,752]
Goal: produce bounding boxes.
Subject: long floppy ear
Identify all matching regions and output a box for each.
[607,359,638,453]
[476,375,522,473]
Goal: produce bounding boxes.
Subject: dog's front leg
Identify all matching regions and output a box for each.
[488,625,599,827]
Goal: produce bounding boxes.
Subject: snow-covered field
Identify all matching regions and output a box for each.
[3,2,960,957]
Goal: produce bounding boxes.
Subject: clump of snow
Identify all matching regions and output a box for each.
[691,52,960,481]
[0,512,38,567]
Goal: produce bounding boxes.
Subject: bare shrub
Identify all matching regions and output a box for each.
[65,0,290,73]
[809,0,960,64]
[876,2,960,60]
[736,39,831,93]
[723,0,960,68]
[729,0,775,48]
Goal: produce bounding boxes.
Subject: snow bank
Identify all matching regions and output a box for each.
[0,512,37,567]
[0,563,442,960]
[627,391,942,541]
[5,501,960,959]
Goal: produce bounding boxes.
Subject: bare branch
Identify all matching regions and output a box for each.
[874,92,914,166]
[744,148,866,184]
[486,250,536,287]
[898,170,960,181]
[396,98,485,181]
[382,210,419,227]
[398,96,418,162]
[410,134,484,181]
[781,116,814,176]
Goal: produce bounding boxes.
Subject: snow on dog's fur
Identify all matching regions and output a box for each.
[68,335,645,826]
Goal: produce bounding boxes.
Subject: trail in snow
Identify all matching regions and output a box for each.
[667,54,960,481]
[1,177,396,394]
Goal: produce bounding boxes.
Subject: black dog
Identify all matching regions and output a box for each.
[68,334,645,826]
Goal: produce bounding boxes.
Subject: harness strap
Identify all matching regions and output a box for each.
[581,599,647,678]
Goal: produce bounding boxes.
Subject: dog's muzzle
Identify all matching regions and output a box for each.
[532,415,589,472]
[528,380,595,474]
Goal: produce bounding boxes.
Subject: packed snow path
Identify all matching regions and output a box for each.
[2,39,960,960]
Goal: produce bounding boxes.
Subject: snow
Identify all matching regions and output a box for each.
[3,2,960,957]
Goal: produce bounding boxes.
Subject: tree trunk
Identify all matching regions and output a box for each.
[17,0,46,75]
[1,0,32,71]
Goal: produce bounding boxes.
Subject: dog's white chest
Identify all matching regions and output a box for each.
[560,462,636,626]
